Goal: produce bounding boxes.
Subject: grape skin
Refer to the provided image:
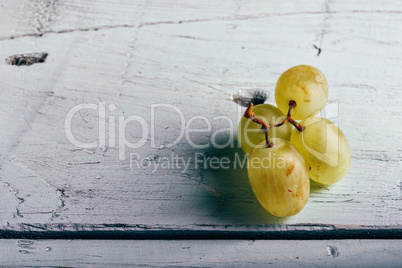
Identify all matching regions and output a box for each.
[247,138,310,217]
[275,65,328,120]
[290,117,351,185]
[237,104,293,154]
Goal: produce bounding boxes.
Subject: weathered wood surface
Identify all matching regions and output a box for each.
[0,0,401,238]
[1,239,402,267]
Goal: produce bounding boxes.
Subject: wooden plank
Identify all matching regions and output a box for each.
[1,223,401,240]
[0,239,401,267]
[0,0,401,235]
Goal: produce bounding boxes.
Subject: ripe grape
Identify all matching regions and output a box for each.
[290,117,351,185]
[275,65,328,120]
[237,104,292,154]
[247,138,310,217]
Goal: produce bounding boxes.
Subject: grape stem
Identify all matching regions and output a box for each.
[243,101,305,148]
[261,125,274,148]
[275,101,306,132]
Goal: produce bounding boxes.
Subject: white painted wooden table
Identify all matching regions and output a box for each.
[0,0,401,266]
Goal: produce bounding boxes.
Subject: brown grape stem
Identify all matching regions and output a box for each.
[242,101,305,148]
[262,125,274,148]
[271,100,306,131]
[243,103,273,148]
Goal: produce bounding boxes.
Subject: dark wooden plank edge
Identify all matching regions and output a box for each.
[0,223,401,239]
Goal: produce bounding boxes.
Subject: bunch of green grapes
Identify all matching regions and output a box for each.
[237,65,351,217]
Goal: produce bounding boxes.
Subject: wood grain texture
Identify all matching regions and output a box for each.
[0,0,401,236]
[1,223,401,240]
[1,239,402,267]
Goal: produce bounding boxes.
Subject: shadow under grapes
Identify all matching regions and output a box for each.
[193,134,287,225]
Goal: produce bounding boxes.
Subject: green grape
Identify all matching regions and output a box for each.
[290,117,351,185]
[237,104,293,154]
[247,138,310,217]
[275,65,328,120]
